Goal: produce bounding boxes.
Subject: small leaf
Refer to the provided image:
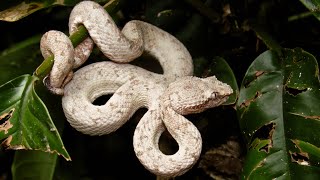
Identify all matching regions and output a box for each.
[236,48,320,179]
[0,75,70,160]
[299,0,320,21]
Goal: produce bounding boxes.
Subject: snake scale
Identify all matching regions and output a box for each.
[40,1,233,177]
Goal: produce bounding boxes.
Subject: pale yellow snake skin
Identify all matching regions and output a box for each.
[40,1,233,177]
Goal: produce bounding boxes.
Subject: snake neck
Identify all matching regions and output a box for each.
[126,20,194,79]
[69,1,143,63]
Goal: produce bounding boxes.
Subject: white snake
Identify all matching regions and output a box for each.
[40,1,233,177]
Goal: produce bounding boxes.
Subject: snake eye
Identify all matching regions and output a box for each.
[210,92,217,99]
[205,91,217,100]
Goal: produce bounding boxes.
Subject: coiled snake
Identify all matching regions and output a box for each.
[40,1,233,177]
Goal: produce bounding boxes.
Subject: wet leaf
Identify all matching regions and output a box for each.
[0,75,70,160]
[236,48,320,179]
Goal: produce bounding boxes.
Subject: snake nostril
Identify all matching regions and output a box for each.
[92,94,113,106]
[159,130,179,155]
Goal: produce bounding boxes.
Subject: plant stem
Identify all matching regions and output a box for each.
[69,25,90,47]
[34,0,120,80]
[288,11,313,22]
[35,56,54,80]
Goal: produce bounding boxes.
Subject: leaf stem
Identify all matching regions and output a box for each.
[34,0,120,80]
[288,11,313,22]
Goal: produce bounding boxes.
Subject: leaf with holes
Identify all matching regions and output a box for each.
[236,48,320,179]
[0,74,70,160]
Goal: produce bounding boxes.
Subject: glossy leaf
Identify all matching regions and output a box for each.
[10,79,69,180]
[11,150,57,180]
[0,75,70,160]
[0,35,41,85]
[0,0,109,22]
[299,0,320,21]
[236,48,320,179]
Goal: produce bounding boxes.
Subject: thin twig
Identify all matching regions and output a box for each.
[288,11,313,22]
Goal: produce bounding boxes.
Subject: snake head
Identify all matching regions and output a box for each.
[165,76,233,115]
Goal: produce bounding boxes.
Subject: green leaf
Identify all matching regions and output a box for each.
[0,35,42,85]
[299,0,320,21]
[11,150,58,180]
[0,0,110,22]
[236,48,320,179]
[0,75,70,160]
[10,77,69,180]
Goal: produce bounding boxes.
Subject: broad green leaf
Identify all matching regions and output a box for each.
[0,75,70,160]
[11,150,57,180]
[0,0,109,22]
[10,78,69,180]
[236,48,320,179]
[0,35,42,85]
[299,0,320,21]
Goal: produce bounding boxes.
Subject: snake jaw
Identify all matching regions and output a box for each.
[43,71,74,96]
[181,93,230,114]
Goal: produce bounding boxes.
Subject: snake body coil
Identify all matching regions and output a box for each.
[40,1,233,177]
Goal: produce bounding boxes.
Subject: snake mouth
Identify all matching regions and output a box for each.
[184,96,229,114]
